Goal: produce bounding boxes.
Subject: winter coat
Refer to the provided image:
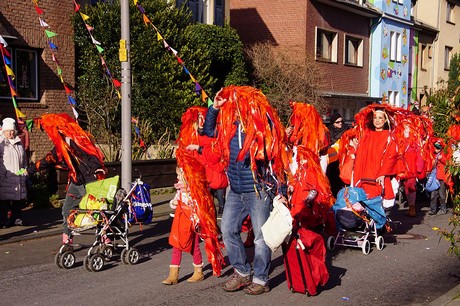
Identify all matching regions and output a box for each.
[0,135,27,201]
[203,106,257,194]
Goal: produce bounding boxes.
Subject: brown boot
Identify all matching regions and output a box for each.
[162,265,180,285]
[187,263,204,283]
[406,206,416,217]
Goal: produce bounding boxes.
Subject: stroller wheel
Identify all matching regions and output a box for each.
[54,253,63,269]
[361,240,371,255]
[83,255,92,272]
[375,236,385,251]
[60,251,76,269]
[120,249,129,265]
[100,246,114,261]
[126,248,140,265]
[89,254,105,272]
[326,236,335,251]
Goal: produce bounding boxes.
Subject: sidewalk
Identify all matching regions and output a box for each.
[0,192,175,246]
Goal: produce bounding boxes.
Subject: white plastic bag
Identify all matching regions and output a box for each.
[261,195,293,252]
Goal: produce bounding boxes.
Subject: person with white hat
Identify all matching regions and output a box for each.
[0,117,28,228]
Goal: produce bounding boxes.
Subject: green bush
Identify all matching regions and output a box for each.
[73,0,248,160]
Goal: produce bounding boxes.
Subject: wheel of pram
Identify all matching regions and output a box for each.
[375,236,385,251]
[120,249,129,265]
[83,255,92,272]
[100,245,114,261]
[89,254,105,272]
[126,248,140,265]
[54,253,63,269]
[59,251,76,269]
[362,240,371,255]
[326,236,335,251]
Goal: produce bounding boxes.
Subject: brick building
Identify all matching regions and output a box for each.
[230,0,381,122]
[0,0,75,160]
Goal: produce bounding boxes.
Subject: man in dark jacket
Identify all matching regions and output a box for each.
[202,91,272,295]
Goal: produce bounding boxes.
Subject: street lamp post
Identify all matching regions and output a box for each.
[120,0,132,191]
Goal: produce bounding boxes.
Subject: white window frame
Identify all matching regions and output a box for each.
[344,35,363,67]
[445,46,453,70]
[315,28,338,63]
[390,31,402,62]
[388,90,400,106]
[447,2,455,23]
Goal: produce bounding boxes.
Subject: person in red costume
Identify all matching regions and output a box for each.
[353,108,398,208]
[397,122,425,217]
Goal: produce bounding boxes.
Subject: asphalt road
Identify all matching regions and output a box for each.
[0,203,459,306]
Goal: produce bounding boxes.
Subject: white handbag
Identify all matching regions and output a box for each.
[261,195,293,252]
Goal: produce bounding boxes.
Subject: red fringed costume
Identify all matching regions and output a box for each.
[175,149,225,276]
[34,113,106,182]
[175,107,225,276]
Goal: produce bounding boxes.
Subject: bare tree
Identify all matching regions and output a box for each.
[246,42,326,124]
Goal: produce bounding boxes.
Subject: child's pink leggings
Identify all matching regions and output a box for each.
[170,233,202,266]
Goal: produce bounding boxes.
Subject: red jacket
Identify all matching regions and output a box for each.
[434,151,447,181]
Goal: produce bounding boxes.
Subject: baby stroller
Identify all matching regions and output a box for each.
[55,176,141,271]
[327,186,387,255]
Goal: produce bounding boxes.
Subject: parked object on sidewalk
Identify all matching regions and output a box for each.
[55,176,141,272]
[282,227,329,296]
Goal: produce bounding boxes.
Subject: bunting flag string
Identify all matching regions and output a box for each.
[133,0,214,107]
[131,116,150,158]
[0,35,27,122]
[32,0,79,120]
[72,0,122,99]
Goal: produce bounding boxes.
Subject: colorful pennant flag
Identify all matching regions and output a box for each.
[134,1,213,105]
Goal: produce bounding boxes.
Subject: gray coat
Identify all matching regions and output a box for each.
[0,135,27,201]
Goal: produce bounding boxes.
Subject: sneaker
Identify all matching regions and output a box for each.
[244,282,270,295]
[14,219,23,226]
[221,272,252,292]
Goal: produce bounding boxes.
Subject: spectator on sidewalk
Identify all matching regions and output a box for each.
[428,140,449,215]
[0,117,28,228]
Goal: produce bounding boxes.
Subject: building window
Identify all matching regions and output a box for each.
[176,0,224,25]
[214,0,225,26]
[316,28,338,63]
[398,0,403,4]
[446,2,455,23]
[388,90,399,106]
[0,47,38,101]
[445,46,453,70]
[344,36,363,66]
[390,31,402,62]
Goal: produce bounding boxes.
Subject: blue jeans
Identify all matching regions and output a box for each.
[63,182,86,235]
[221,188,272,285]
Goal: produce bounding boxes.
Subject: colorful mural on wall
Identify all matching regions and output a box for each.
[368,0,411,108]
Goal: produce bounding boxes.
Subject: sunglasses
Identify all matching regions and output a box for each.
[334,120,343,124]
